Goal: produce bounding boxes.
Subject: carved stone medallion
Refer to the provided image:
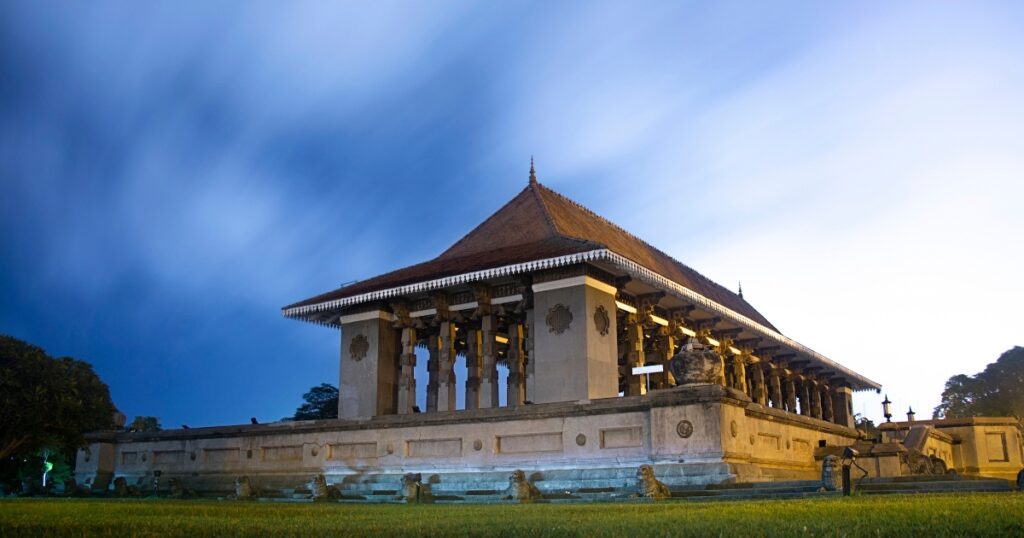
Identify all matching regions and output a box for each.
[546,304,573,334]
[473,440,483,451]
[676,420,694,439]
[349,334,369,361]
[575,433,587,446]
[593,305,610,336]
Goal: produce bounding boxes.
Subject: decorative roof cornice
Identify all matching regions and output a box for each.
[282,248,881,391]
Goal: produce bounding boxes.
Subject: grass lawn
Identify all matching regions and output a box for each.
[1,493,1022,537]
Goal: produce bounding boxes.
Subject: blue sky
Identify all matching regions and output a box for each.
[1,1,1022,427]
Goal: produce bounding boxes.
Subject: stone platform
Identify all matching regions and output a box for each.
[76,385,861,500]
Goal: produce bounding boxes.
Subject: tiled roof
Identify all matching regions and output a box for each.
[285,181,778,331]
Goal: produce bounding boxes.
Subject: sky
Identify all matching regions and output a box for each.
[1,1,1022,428]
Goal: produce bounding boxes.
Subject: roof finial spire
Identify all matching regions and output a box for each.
[738,281,743,299]
[529,156,537,184]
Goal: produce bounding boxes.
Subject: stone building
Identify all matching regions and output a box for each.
[77,167,891,497]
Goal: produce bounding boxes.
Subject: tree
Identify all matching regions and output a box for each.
[0,335,115,460]
[293,383,339,420]
[125,416,162,433]
[0,335,116,491]
[934,346,1024,421]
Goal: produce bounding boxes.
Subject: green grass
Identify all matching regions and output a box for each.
[1,494,1022,537]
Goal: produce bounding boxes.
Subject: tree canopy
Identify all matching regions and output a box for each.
[933,346,1024,420]
[293,383,338,420]
[1,335,116,461]
[126,416,162,432]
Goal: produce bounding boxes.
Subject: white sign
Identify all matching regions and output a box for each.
[631,364,664,375]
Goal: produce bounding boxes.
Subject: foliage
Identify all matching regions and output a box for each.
[0,335,115,465]
[126,416,162,432]
[0,494,1023,537]
[292,383,339,420]
[933,346,1024,422]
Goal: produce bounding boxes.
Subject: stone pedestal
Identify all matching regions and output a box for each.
[532,275,619,403]
[832,386,855,428]
[339,311,399,419]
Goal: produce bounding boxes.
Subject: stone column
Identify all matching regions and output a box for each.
[832,386,855,428]
[397,327,417,414]
[426,334,439,412]
[525,309,536,403]
[751,362,768,405]
[464,328,481,410]
[339,311,399,419]
[821,383,834,423]
[784,374,798,414]
[625,316,646,396]
[731,354,748,394]
[479,314,499,408]
[507,321,526,407]
[437,321,457,412]
[798,376,811,416]
[809,379,823,419]
[769,367,784,409]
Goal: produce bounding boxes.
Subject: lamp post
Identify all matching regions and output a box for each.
[882,395,892,423]
[906,406,916,422]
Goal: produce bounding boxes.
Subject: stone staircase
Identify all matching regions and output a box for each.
[856,475,1014,495]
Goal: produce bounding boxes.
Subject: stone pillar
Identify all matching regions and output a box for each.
[809,379,823,419]
[75,442,117,493]
[625,316,646,396]
[525,308,536,403]
[784,374,798,414]
[660,330,676,388]
[532,275,619,403]
[437,321,457,412]
[479,314,499,408]
[397,327,417,415]
[507,321,526,407]
[769,368,784,409]
[339,310,399,419]
[798,376,811,416]
[821,383,834,423]
[731,354,748,394]
[464,328,481,410]
[426,334,439,413]
[832,386,855,428]
[751,362,768,405]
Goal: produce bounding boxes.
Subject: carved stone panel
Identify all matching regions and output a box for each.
[349,334,369,361]
[593,305,610,336]
[546,304,573,334]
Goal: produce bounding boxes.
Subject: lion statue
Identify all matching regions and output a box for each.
[308,473,340,501]
[230,476,256,500]
[634,464,671,500]
[111,476,129,497]
[168,477,194,499]
[820,455,841,491]
[506,470,543,503]
[399,473,430,503]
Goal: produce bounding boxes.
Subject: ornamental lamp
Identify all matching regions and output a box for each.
[906,406,916,422]
[882,395,893,423]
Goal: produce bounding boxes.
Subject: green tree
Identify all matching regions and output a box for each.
[0,335,115,460]
[293,383,339,420]
[934,346,1024,420]
[126,416,162,432]
[0,335,116,491]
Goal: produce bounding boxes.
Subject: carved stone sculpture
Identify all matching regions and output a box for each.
[168,477,193,498]
[399,473,430,503]
[309,473,341,501]
[233,476,255,500]
[634,464,671,500]
[506,470,543,503]
[112,476,129,497]
[820,455,841,491]
[668,339,725,386]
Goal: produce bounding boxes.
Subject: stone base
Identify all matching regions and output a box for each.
[76,385,860,500]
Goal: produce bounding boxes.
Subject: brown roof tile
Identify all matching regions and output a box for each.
[285,182,778,331]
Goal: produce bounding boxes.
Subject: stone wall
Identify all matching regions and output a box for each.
[76,385,861,495]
